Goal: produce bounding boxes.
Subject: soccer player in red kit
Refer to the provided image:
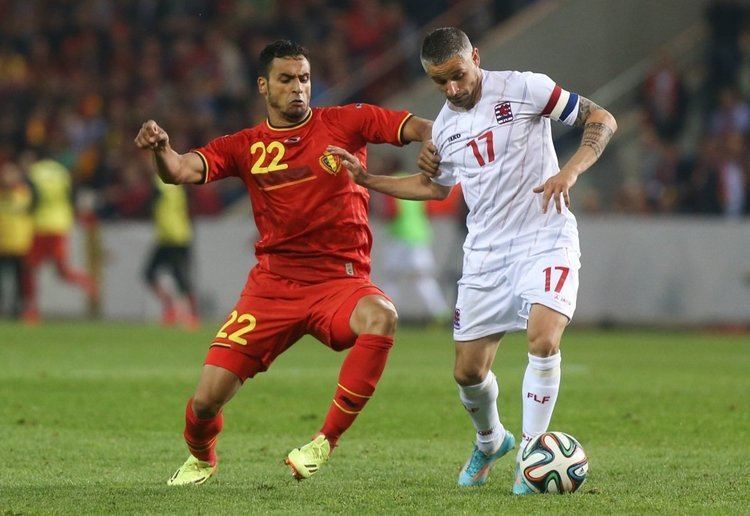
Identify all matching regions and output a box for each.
[135,40,435,485]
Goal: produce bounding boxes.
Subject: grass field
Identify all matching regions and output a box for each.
[1,322,749,514]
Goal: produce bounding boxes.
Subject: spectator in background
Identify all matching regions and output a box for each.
[642,53,688,140]
[23,154,97,323]
[706,0,746,98]
[143,178,200,329]
[0,161,33,318]
[737,29,750,100]
[613,179,649,214]
[710,88,750,135]
[676,135,722,214]
[716,131,747,217]
[638,126,678,213]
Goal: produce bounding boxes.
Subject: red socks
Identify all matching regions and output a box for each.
[184,397,223,465]
[182,334,394,460]
[320,334,394,447]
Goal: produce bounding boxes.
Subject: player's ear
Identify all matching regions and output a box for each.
[472,48,480,67]
[258,76,267,96]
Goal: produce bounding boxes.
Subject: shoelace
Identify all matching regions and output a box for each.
[464,446,487,476]
[186,459,203,472]
[307,440,327,461]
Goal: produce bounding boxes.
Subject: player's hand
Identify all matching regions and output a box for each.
[326,145,369,186]
[417,140,441,177]
[533,169,578,214]
[134,120,169,151]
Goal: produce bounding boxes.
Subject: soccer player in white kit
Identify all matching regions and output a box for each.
[328,27,616,493]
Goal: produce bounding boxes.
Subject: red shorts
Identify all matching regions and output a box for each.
[204,267,389,381]
[27,234,67,266]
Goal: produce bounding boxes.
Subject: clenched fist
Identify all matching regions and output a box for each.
[134,120,169,151]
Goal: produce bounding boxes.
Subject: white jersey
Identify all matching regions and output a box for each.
[432,69,581,276]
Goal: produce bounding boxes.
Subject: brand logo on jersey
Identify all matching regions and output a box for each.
[283,136,301,144]
[345,262,354,276]
[319,151,342,175]
[453,308,461,329]
[448,133,461,142]
[494,101,514,124]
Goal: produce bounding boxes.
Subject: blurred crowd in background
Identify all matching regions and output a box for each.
[0,0,524,221]
[1,0,749,222]
[622,0,750,216]
[2,0,750,322]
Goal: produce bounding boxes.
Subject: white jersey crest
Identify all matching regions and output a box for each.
[432,69,581,276]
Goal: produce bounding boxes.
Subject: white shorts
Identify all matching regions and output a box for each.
[382,240,437,276]
[453,248,580,341]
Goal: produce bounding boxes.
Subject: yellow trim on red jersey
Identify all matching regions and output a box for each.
[265,109,313,131]
[192,151,210,184]
[261,176,318,191]
[210,341,231,348]
[397,113,414,145]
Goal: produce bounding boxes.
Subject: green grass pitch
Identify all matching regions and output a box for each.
[1,322,748,514]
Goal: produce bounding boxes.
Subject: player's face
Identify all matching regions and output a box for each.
[260,56,311,123]
[426,49,481,109]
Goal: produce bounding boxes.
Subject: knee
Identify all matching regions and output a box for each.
[362,304,398,336]
[527,332,560,357]
[454,363,490,386]
[192,395,223,420]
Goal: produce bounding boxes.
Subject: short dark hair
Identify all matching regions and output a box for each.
[258,40,310,77]
[420,27,472,68]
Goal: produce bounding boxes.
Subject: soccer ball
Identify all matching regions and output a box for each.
[518,431,588,494]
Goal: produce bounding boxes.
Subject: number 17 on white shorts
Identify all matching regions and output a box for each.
[453,248,580,341]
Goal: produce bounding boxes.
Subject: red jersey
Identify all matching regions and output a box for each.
[194,104,412,284]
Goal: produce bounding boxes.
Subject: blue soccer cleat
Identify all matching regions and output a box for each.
[458,430,516,487]
[513,461,535,495]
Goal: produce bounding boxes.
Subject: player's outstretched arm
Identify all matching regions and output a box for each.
[327,145,451,201]
[134,120,205,185]
[533,97,617,213]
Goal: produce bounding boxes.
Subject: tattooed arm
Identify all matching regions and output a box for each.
[573,97,617,157]
[533,97,617,213]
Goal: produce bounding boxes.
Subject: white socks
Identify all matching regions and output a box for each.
[520,352,561,452]
[458,371,505,454]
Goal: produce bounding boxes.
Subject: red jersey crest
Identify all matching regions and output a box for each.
[192,104,411,283]
[319,151,342,175]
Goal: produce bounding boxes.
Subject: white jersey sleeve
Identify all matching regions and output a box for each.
[430,114,460,186]
[524,72,580,126]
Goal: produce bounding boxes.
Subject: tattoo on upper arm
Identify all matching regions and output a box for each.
[573,96,602,128]
[581,122,614,158]
[574,96,613,158]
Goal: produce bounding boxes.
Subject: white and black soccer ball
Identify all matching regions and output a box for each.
[518,431,588,494]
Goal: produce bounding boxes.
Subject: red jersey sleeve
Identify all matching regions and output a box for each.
[191,132,244,184]
[330,103,412,146]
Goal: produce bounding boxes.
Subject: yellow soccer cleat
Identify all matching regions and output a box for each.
[284,435,331,480]
[167,455,217,486]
